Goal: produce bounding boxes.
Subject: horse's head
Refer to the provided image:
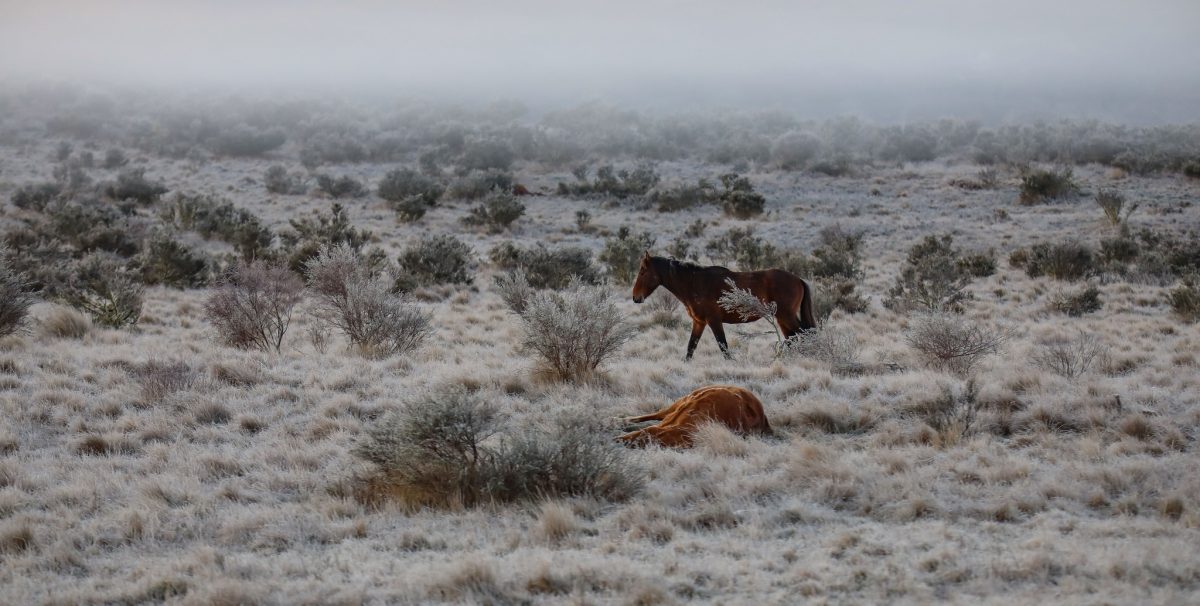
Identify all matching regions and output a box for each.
[631,253,659,303]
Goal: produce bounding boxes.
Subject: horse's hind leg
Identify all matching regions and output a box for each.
[777,312,801,340]
[709,322,733,360]
[627,408,670,424]
[685,319,705,361]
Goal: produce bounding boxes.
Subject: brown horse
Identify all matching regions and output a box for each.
[619,385,772,448]
[631,254,815,359]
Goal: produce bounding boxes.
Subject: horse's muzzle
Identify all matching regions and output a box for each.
[632,295,644,304]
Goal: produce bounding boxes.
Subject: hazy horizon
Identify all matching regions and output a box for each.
[2,0,1199,123]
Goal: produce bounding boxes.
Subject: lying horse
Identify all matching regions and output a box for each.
[631,254,815,359]
[619,385,771,448]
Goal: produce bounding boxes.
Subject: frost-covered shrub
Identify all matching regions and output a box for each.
[0,247,36,338]
[517,282,637,382]
[101,169,168,204]
[355,390,640,508]
[462,191,525,232]
[306,244,431,358]
[63,254,144,328]
[599,227,654,285]
[315,174,367,199]
[885,235,974,313]
[1018,168,1077,204]
[906,312,1008,375]
[138,234,210,288]
[204,261,303,352]
[377,168,444,206]
[264,165,307,195]
[489,243,600,290]
[394,235,473,291]
[717,173,766,219]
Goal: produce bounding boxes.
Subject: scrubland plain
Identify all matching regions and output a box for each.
[1,92,1198,604]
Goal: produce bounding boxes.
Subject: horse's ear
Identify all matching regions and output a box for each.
[642,250,651,260]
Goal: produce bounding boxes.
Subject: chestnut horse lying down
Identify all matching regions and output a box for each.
[619,385,771,448]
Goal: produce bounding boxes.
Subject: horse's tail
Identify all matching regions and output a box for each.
[799,278,816,330]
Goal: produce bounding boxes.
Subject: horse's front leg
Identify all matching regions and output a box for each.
[685,319,705,361]
[709,322,733,360]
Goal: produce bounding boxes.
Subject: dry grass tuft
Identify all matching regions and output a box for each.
[792,403,876,435]
[75,435,110,456]
[136,360,200,404]
[534,500,580,544]
[192,401,232,425]
[1118,415,1155,440]
[691,420,752,457]
[211,362,261,387]
[428,558,513,603]
[0,520,34,555]
[38,305,91,339]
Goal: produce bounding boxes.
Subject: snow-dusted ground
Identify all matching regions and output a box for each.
[1,131,1198,604]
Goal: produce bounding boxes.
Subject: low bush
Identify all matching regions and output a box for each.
[885,234,973,313]
[462,191,524,232]
[717,173,766,219]
[378,168,444,206]
[161,194,273,262]
[138,234,210,288]
[1048,285,1102,316]
[391,196,431,223]
[704,227,779,270]
[1031,330,1108,379]
[1018,167,1076,204]
[1095,189,1137,227]
[102,148,128,169]
[102,169,168,204]
[905,312,1009,375]
[493,270,535,315]
[446,170,513,200]
[395,235,473,291]
[315,174,367,199]
[599,227,655,284]
[516,282,637,382]
[786,323,861,367]
[355,389,640,508]
[784,225,864,281]
[1168,274,1200,323]
[62,254,144,328]
[11,182,62,211]
[263,165,307,195]
[204,261,303,352]
[650,178,718,212]
[0,248,36,338]
[489,243,600,289]
[557,164,659,199]
[306,244,432,358]
[957,251,997,278]
[810,278,869,321]
[1018,241,1095,281]
[280,203,374,273]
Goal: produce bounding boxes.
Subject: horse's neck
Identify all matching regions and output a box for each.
[658,264,697,304]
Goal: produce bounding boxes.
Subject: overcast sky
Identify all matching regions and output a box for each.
[2,1,1197,121]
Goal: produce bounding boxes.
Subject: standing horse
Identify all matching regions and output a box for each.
[631,254,815,359]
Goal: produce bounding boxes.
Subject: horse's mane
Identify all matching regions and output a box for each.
[651,256,729,275]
